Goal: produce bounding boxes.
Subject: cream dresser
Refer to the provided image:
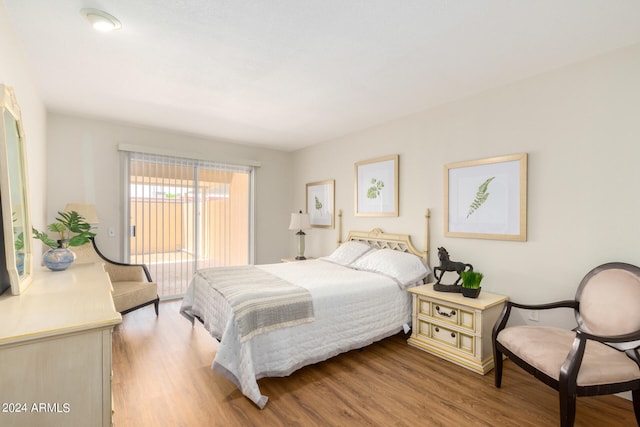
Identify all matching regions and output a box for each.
[408,284,507,375]
[0,263,122,427]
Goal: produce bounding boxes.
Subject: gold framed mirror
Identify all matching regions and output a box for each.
[0,85,33,295]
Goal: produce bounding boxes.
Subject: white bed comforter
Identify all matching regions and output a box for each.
[180,259,413,408]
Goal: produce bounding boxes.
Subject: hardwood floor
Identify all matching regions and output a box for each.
[112,301,637,426]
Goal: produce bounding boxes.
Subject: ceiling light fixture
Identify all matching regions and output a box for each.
[80,8,121,32]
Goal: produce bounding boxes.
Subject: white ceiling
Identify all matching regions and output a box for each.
[5,1,640,151]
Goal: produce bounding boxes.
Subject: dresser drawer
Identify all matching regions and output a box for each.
[416,319,475,354]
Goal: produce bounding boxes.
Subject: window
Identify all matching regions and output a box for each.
[124,150,254,298]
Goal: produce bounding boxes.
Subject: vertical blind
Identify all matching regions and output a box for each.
[124,150,254,298]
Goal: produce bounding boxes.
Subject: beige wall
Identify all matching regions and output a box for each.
[0,5,47,268]
[3,0,640,329]
[46,114,293,264]
[129,173,249,266]
[292,44,640,328]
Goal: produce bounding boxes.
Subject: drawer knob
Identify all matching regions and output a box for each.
[435,305,456,318]
[434,327,456,339]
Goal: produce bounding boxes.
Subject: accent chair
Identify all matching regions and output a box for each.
[492,262,640,427]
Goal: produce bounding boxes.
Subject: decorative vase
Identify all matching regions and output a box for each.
[43,247,76,271]
[461,287,481,298]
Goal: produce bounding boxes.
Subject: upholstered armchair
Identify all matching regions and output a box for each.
[73,238,159,315]
[492,262,640,427]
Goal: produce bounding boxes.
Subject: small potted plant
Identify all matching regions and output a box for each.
[460,270,483,298]
[32,210,95,271]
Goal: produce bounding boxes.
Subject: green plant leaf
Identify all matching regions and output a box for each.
[48,222,66,233]
[32,210,95,249]
[68,235,92,246]
[14,231,24,251]
[461,271,484,288]
[467,177,495,218]
[32,227,58,249]
[366,178,385,199]
[57,211,91,233]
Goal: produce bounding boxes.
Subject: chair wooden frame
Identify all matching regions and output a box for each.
[91,238,159,315]
[492,262,640,427]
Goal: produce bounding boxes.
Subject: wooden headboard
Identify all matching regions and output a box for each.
[336,209,430,264]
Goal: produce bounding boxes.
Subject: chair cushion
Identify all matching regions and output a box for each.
[111,280,158,313]
[497,326,640,386]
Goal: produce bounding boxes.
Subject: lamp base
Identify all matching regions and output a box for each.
[295,232,306,260]
[295,256,307,260]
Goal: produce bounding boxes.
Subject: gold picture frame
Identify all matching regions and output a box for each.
[445,153,527,241]
[306,180,335,228]
[355,155,399,217]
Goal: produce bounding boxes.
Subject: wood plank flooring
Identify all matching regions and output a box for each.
[112,301,637,426]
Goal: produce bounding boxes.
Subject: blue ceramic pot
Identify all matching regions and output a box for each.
[43,247,76,271]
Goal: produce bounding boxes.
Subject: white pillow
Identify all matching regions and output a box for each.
[321,241,375,266]
[351,248,431,288]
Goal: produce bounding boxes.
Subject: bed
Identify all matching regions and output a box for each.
[180,210,431,408]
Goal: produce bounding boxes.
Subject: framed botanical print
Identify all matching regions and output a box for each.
[355,155,398,217]
[445,153,527,241]
[306,180,334,228]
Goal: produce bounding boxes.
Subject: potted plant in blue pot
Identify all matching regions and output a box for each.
[460,270,483,298]
[32,211,95,271]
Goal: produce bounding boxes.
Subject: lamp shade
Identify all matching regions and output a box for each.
[288,211,311,231]
[64,203,100,224]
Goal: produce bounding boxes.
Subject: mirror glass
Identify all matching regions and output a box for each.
[0,85,33,294]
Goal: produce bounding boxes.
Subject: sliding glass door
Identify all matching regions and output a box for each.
[126,151,253,298]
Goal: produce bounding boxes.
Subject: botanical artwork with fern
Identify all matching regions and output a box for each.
[367,178,385,199]
[467,177,495,218]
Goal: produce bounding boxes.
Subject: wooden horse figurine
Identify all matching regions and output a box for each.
[433,247,473,292]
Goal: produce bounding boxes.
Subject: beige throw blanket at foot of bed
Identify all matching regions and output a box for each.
[196,265,315,342]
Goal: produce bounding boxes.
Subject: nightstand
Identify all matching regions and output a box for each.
[280,257,315,263]
[407,284,508,375]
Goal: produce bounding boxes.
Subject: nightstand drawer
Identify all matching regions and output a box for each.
[417,297,475,332]
[433,303,474,332]
[432,302,459,323]
[416,319,474,354]
[432,323,458,346]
